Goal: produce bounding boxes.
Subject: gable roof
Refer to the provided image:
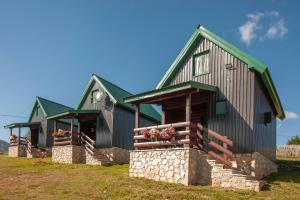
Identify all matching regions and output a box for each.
[76,74,161,122]
[28,96,73,122]
[156,25,285,119]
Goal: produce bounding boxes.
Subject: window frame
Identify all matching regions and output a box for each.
[192,50,210,77]
[91,89,99,104]
[36,105,40,117]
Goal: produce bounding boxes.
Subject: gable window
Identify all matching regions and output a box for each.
[193,50,210,76]
[36,106,40,117]
[91,90,99,104]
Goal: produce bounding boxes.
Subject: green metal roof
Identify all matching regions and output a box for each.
[4,122,40,129]
[76,74,161,122]
[156,25,285,119]
[124,81,217,103]
[28,96,73,122]
[47,109,100,120]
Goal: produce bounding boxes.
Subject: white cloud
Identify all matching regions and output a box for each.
[266,19,288,39]
[238,13,262,46]
[285,111,300,120]
[238,11,288,46]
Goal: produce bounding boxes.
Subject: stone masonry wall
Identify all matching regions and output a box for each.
[52,145,82,164]
[232,152,277,179]
[277,145,300,158]
[130,148,199,185]
[8,146,26,157]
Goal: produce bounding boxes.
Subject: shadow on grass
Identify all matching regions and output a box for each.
[263,158,300,190]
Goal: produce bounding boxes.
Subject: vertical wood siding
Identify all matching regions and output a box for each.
[253,77,277,160]
[167,37,275,159]
[80,81,157,150]
[113,107,157,150]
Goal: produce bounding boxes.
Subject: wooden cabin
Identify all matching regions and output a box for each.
[125,25,285,162]
[5,96,74,157]
[48,74,160,165]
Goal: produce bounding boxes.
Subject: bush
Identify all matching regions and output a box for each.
[287,135,300,145]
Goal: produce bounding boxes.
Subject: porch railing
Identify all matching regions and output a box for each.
[133,121,233,167]
[193,123,233,167]
[79,132,95,156]
[53,132,79,146]
[10,137,27,146]
[133,121,191,149]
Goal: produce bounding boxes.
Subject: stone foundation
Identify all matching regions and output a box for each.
[129,148,274,191]
[130,148,198,185]
[52,145,129,165]
[232,152,278,179]
[277,145,300,158]
[8,146,26,157]
[52,145,82,164]
[83,147,129,166]
[27,148,52,158]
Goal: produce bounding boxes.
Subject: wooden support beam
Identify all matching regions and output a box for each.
[70,117,74,133]
[161,110,166,125]
[134,104,140,150]
[135,104,140,128]
[18,128,21,145]
[10,128,12,136]
[54,120,57,132]
[184,93,191,148]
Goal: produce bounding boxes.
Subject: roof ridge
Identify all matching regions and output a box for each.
[93,74,133,96]
[36,96,73,109]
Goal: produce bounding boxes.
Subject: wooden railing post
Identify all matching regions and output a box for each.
[223,136,228,161]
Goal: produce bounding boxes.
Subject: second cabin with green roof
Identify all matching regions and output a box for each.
[48,74,160,165]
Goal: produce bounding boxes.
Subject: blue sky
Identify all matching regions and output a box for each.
[0,0,299,145]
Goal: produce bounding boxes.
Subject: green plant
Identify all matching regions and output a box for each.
[287,135,300,145]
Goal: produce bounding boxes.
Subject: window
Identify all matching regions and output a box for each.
[264,112,272,124]
[91,90,99,104]
[216,100,227,115]
[36,106,40,117]
[193,51,210,76]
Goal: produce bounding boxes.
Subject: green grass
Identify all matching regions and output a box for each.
[0,156,299,200]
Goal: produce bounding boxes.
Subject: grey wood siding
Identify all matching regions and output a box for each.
[30,105,75,148]
[167,37,275,160]
[30,109,48,148]
[253,77,277,160]
[80,80,158,149]
[113,106,158,150]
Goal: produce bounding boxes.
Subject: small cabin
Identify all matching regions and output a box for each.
[48,74,160,165]
[4,96,74,157]
[125,25,283,191]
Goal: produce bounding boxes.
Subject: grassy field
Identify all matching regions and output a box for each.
[0,156,299,200]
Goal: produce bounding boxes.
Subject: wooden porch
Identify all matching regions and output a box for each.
[125,81,233,166]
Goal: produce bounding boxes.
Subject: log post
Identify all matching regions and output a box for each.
[134,104,140,150]
[10,128,12,136]
[70,116,74,144]
[18,127,21,145]
[77,122,81,144]
[162,109,166,125]
[54,120,57,132]
[184,93,191,148]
